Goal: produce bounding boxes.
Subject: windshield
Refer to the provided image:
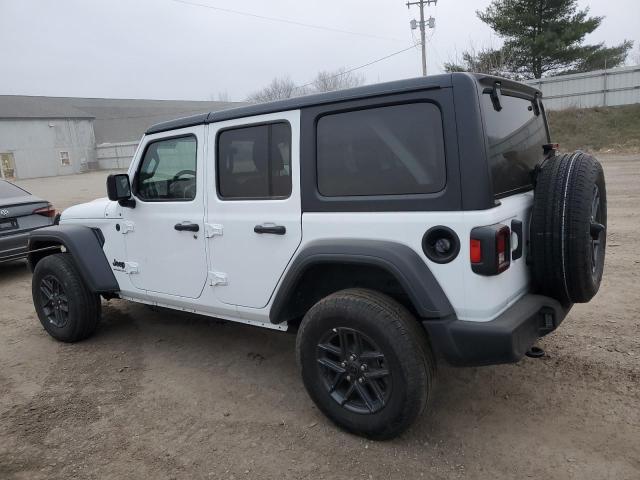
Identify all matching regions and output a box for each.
[0,180,29,200]
[481,92,549,198]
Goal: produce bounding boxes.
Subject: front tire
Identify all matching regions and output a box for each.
[296,288,434,440]
[32,253,101,342]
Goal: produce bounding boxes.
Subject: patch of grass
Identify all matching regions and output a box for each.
[547,104,640,153]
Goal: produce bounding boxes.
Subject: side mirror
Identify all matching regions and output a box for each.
[106,174,136,208]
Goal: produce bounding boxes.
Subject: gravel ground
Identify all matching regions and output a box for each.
[1,155,638,480]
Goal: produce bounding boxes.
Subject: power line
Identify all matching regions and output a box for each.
[69,45,417,122]
[170,0,402,42]
[294,45,418,90]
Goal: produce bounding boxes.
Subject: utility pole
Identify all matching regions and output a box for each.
[407,0,437,76]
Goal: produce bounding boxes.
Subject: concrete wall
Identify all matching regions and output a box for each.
[0,118,96,179]
[526,65,640,111]
[96,141,139,170]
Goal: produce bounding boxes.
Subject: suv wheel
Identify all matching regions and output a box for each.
[32,253,101,342]
[296,288,435,440]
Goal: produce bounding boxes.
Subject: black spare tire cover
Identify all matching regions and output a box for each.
[530,151,607,304]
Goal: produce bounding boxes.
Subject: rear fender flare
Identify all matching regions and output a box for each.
[269,239,454,323]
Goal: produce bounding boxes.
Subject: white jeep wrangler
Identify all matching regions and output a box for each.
[28,74,607,439]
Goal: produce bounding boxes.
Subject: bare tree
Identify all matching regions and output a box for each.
[444,45,519,79]
[246,67,367,104]
[246,76,304,103]
[209,91,231,102]
[312,68,365,93]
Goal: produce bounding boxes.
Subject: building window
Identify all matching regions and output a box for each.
[60,151,71,166]
[316,103,446,197]
[217,122,292,199]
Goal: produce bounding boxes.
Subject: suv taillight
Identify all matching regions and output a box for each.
[33,204,56,218]
[470,224,511,275]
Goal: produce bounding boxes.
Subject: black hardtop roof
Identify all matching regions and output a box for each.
[146,73,541,135]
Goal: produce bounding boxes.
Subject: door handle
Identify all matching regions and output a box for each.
[254,224,286,235]
[175,222,200,232]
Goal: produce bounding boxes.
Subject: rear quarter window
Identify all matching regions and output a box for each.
[316,103,446,197]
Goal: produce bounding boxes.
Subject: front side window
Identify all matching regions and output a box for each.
[317,103,446,197]
[217,122,291,199]
[481,93,548,197]
[136,136,197,201]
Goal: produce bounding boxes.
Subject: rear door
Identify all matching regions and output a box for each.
[122,126,208,299]
[206,111,302,309]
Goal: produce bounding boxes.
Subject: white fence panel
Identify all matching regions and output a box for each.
[96,141,138,170]
[525,65,640,110]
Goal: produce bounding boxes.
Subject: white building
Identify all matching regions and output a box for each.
[0,96,240,179]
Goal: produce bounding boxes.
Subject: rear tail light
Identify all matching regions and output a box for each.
[470,238,482,263]
[470,224,511,275]
[33,204,56,218]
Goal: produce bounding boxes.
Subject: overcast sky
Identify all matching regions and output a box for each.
[1,0,638,101]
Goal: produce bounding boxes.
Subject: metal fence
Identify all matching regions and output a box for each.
[525,65,640,110]
[95,141,138,170]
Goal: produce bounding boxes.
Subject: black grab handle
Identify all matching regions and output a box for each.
[174,222,200,232]
[254,225,286,235]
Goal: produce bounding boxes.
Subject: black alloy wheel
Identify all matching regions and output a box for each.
[297,288,434,439]
[39,274,70,328]
[32,253,101,343]
[316,327,391,414]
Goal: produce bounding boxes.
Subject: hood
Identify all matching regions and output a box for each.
[61,197,111,220]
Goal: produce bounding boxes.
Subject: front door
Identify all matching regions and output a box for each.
[123,126,208,299]
[206,111,302,309]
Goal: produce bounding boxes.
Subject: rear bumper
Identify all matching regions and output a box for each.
[423,294,570,366]
[0,232,30,262]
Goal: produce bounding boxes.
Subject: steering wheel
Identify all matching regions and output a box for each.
[172,170,196,181]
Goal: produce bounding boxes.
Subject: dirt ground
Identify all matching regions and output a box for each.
[1,156,638,480]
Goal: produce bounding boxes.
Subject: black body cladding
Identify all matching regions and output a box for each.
[28,225,119,294]
[269,239,455,324]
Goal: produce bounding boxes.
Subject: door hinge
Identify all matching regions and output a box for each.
[124,261,139,274]
[121,221,135,234]
[204,223,223,238]
[209,271,228,286]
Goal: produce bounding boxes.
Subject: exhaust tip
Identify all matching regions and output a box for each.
[526,346,545,358]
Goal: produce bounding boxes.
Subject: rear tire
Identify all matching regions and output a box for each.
[32,253,101,342]
[531,151,607,304]
[296,288,434,440]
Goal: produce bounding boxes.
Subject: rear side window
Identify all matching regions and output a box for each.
[217,122,291,199]
[316,103,446,197]
[136,136,197,201]
[481,93,548,197]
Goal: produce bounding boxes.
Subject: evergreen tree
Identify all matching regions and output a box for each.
[474,0,632,78]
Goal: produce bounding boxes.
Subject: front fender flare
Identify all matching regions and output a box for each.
[28,225,119,294]
[269,239,454,323]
